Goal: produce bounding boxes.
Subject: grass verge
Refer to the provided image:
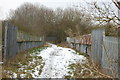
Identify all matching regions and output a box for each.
[65,61,112,78]
[2,45,48,78]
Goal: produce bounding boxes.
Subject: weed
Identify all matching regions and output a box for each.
[65,62,108,78]
[3,46,46,78]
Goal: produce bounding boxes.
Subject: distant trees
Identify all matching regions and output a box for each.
[8,2,93,42]
[8,3,54,36]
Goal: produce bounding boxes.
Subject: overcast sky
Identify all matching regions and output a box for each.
[0,0,114,20]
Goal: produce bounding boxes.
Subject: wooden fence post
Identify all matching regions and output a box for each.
[118,27,120,78]
[118,9,120,78]
[91,29,105,67]
[3,22,8,61]
[0,21,3,79]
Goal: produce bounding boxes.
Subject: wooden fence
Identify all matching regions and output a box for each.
[3,22,18,59]
[102,36,119,77]
[91,28,120,78]
[66,28,120,78]
[66,34,92,55]
[2,21,44,61]
[91,29,105,66]
[0,21,2,79]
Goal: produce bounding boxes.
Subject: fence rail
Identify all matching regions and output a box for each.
[66,35,91,54]
[2,21,44,61]
[17,31,44,41]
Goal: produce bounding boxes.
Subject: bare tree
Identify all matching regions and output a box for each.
[112,0,120,9]
[8,3,55,36]
[7,2,93,42]
[77,1,120,26]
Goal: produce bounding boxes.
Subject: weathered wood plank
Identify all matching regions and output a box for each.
[0,21,2,79]
[2,22,44,61]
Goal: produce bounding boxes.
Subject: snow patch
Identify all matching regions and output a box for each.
[37,43,86,78]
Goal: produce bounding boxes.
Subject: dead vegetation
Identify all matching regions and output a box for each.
[2,45,48,78]
[57,42,70,48]
[65,60,112,78]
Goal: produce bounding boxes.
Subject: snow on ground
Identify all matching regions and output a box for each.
[35,43,86,78]
[4,43,87,78]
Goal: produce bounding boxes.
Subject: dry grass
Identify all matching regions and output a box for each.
[65,61,112,78]
[2,50,30,78]
[57,42,70,48]
[64,55,113,79]
[2,45,48,78]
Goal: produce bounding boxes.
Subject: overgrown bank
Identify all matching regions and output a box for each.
[2,45,48,78]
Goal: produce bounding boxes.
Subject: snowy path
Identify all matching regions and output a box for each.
[37,44,86,78]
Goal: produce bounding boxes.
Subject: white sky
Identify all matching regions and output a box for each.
[0,0,114,20]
